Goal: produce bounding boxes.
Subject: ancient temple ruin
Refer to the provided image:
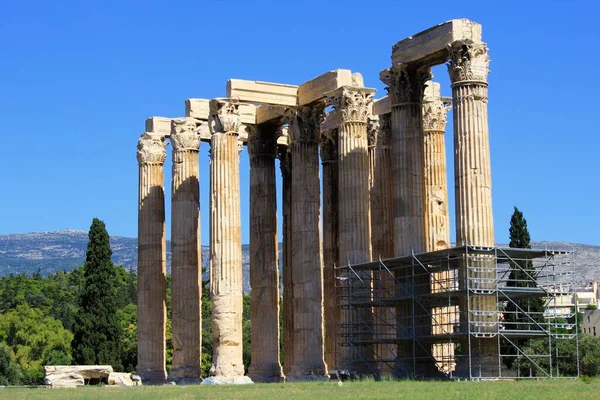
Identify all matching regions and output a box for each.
[136,19,577,383]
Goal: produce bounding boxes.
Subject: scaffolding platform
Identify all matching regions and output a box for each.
[335,246,579,380]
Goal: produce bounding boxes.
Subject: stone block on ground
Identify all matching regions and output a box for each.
[200,376,254,385]
[108,372,141,386]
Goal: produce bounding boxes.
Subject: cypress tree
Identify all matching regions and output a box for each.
[503,207,545,369]
[72,218,123,370]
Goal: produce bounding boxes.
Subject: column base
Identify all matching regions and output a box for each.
[286,362,329,382]
[201,376,254,385]
[247,363,285,383]
[168,366,202,384]
[136,369,167,385]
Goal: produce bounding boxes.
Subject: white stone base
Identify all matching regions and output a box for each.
[201,376,254,385]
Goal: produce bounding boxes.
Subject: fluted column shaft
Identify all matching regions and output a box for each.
[169,118,202,381]
[381,64,436,376]
[320,129,339,370]
[209,100,245,378]
[326,86,375,373]
[368,114,396,373]
[137,132,168,383]
[278,147,294,376]
[422,82,455,373]
[285,104,328,380]
[448,41,497,377]
[247,125,284,382]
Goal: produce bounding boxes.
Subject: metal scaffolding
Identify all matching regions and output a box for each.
[335,246,579,380]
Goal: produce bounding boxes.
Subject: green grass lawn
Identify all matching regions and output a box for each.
[2,379,599,400]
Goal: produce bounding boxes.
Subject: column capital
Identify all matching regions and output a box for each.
[319,128,338,163]
[380,64,432,106]
[284,103,325,145]
[277,146,291,176]
[368,114,391,148]
[422,86,452,132]
[209,99,241,135]
[137,132,167,165]
[447,40,490,84]
[170,117,201,152]
[324,86,375,124]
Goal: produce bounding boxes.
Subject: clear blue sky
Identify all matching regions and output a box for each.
[1,0,598,246]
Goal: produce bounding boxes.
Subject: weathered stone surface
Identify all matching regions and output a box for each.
[200,376,254,385]
[372,96,391,116]
[256,105,286,124]
[209,99,246,379]
[137,132,168,384]
[187,98,256,125]
[227,79,298,106]
[108,372,141,386]
[325,86,374,372]
[44,366,113,387]
[146,116,173,135]
[284,104,328,380]
[169,118,203,381]
[247,124,284,382]
[320,127,338,370]
[297,70,363,105]
[391,19,482,66]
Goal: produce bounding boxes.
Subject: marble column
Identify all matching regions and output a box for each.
[169,118,202,382]
[285,104,328,380]
[368,114,396,374]
[448,40,497,377]
[320,127,339,370]
[380,64,436,376]
[247,124,284,382]
[326,86,375,373]
[136,132,168,384]
[208,99,250,382]
[278,145,294,376]
[422,82,454,373]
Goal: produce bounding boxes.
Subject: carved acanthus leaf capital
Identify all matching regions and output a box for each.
[422,98,452,132]
[368,114,391,148]
[319,128,338,163]
[277,146,292,176]
[447,41,490,83]
[325,86,375,124]
[380,64,432,105]
[170,118,201,151]
[137,132,167,165]
[283,103,325,145]
[209,99,240,134]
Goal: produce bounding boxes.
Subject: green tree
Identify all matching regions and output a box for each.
[0,304,72,384]
[503,207,545,369]
[71,218,123,370]
[0,343,22,385]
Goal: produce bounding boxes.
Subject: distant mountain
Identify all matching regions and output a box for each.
[0,231,598,292]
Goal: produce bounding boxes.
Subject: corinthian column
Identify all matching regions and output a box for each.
[320,127,338,370]
[137,132,168,384]
[247,124,284,382]
[169,118,202,382]
[325,86,375,373]
[368,114,396,374]
[277,145,294,376]
[422,82,454,373]
[380,64,437,377]
[208,100,250,382]
[285,104,328,380]
[448,40,497,377]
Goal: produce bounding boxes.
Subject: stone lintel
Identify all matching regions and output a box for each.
[227,79,298,106]
[256,105,286,124]
[187,98,256,125]
[372,96,391,116]
[391,19,482,66]
[145,116,173,135]
[298,69,364,105]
